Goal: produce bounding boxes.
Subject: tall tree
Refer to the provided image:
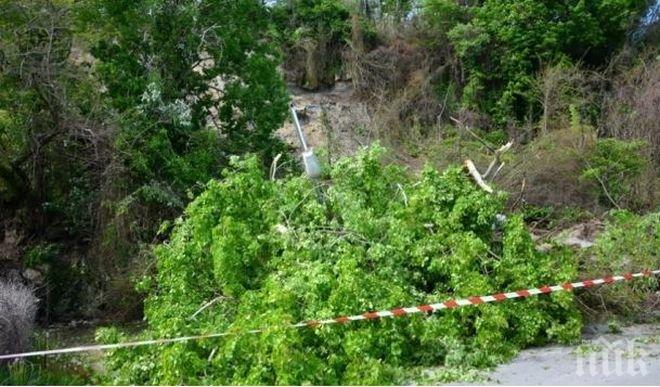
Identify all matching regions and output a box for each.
[82,0,290,243]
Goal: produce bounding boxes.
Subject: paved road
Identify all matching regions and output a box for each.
[481,324,659,385]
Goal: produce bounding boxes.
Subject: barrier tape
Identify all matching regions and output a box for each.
[1,269,657,360]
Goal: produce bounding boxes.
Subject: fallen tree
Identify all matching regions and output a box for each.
[100,145,581,384]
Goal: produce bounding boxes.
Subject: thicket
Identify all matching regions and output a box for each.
[443,0,649,125]
[297,0,658,212]
[0,0,109,319]
[270,0,417,90]
[100,146,581,384]
[84,0,290,316]
[1,0,289,320]
[271,0,652,128]
[271,0,353,89]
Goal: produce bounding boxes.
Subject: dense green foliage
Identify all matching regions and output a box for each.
[85,0,289,224]
[437,0,649,124]
[1,0,291,320]
[581,138,649,207]
[100,146,580,384]
[271,0,352,89]
[0,2,657,384]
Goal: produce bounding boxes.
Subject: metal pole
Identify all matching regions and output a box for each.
[290,104,309,152]
[289,103,321,179]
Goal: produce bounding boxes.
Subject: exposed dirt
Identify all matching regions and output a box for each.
[277,81,431,173]
[277,81,370,162]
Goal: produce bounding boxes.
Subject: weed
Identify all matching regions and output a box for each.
[573,342,603,356]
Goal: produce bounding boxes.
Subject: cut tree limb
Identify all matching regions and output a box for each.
[464,159,494,193]
[483,141,513,179]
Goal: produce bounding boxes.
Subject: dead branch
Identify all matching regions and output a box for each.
[464,159,494,193]
[270,153,282,181]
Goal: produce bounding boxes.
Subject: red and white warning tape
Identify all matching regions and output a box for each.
[290,269,659,327]
[1,269,657,360]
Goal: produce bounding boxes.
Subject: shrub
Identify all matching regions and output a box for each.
[578,210,659,318]
[100,145,580,384]
[497,124,598,211]
[78,0,290,316]
[86,0,289,195]
[534,62,598,135]
[601,48,660,165]
[581,138,650,209]
[0,281,38,359]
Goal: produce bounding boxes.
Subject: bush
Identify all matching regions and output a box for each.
[0,281,38,359]
[581,138,650,209]
[601,49,660,165]
[578,210,659,317]
[77,0,290,316]
[100,145,580,384]
[497,124,598,211]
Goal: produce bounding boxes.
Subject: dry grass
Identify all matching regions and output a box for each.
[497,127,598,210]
[346,23,454,150]
[0,280,38,359]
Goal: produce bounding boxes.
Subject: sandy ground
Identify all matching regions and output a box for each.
[454,323,660,385]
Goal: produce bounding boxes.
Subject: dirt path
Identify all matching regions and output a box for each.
[459,323,660,385]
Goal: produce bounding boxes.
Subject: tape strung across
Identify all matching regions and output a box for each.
[1,269,658,360]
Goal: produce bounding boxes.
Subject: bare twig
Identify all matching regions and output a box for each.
[450,116,496,152]
[189,296,227,320]
[483,142,513,180]
[510,178,526,211]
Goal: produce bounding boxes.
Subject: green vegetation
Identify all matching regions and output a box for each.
[579,210,659,317]
[0,0,657,385]
[272,0,352,89]
[1,0,290,320]
[441,0,648,124]
[1,324,92,385]
[0,357,90,386]
[581,139,649,208]
[99,146,580,384]
[84,0,290,289]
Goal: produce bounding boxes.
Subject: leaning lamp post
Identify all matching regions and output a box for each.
[289,103,321,179]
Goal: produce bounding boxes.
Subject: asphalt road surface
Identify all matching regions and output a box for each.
[481,323,659,385]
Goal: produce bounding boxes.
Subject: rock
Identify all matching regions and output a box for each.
[0,228,22,262]
[557,221,604,249]
[22,268,44,285]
